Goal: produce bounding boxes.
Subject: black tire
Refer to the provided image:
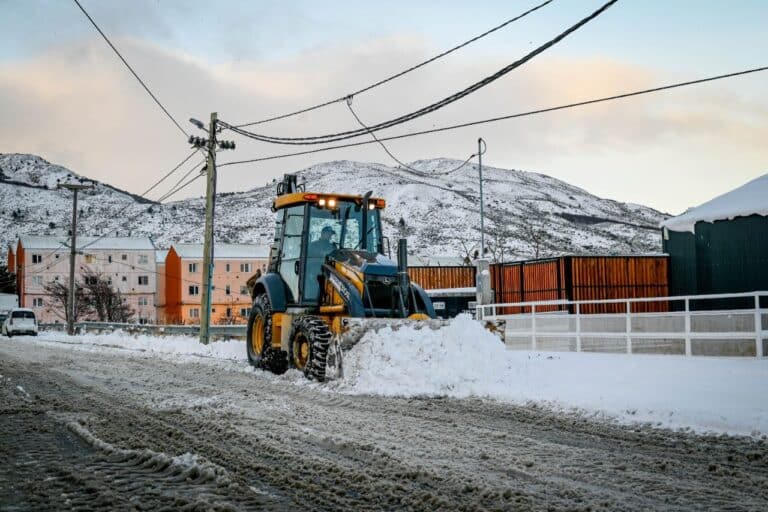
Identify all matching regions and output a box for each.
[246,294,288,375]
[289,315,332,382]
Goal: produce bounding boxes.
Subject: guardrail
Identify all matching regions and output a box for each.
[40,322,247,339]
[478,291,768,358]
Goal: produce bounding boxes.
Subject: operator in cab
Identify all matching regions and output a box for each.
[309,225,337,258]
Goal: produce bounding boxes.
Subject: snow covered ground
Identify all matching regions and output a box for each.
[31,317,768,437]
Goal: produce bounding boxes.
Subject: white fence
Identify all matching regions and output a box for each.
[478,291,768,358]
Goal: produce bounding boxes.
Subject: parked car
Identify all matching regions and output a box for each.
[2,308,38,337]
[0,312,7,328]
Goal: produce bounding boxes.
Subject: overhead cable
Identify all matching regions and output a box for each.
[221,0,617,145]
[232,0,554,128]
[217,65,768,167]
[71,0,189,137]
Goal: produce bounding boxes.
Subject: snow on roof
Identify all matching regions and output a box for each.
[173,243,271,260]
[19,235,155,251]
[661,173,768,233]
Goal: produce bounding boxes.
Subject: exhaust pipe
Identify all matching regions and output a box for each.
[396,239,409,317]
[397,238,408,274]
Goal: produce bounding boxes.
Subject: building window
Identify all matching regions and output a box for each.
[226,307,232,318]
[32,276,43,286]
[138,297,149,306]
[138,317,149,325]
[138,275,149,285]
[85,254,95,264]
[189,263,198,273]
[240,285,248,295]
[84,276,98,286]
[122,276,127,282]
[108,255,113,263]
[138,254,149,265]
[190,308,199,318]
[121,254,127,261]
[225,285,231,295]
[33,298,44,307]
[32,254,42,264]
[240,263,251,273]
[188,285,199,296]
[225,263,230,272]
[262,264,267,272]
[240,307,250,318]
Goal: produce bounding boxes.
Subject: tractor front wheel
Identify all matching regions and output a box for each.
[247,294,288,374]
[290,315,332,382]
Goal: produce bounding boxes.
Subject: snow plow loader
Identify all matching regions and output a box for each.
[246,174,441,381]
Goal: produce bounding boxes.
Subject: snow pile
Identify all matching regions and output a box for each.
[661,173,768,233]
[339,315,768,436]
[340,315,512,398]
[37,330,246,361]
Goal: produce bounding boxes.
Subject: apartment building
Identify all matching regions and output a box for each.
[164,243,270,324]
[155,249,168,323]
[15,236,157,324]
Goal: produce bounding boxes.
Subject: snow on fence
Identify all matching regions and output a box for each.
[478,291,768,358]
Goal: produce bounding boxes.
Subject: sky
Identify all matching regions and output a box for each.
[0,0,766,215]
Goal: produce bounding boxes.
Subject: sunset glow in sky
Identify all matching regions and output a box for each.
[1,0,766,214]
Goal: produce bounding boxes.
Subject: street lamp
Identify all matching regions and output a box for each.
[477,137,487,259]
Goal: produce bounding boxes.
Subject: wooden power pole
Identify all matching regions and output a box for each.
[57,181,94,335]
[199,112,218,344]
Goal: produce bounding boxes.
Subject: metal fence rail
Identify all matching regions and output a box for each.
[40,321,247,339]
[478,291,768,358]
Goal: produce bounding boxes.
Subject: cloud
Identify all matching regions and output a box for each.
[0,35,765,214]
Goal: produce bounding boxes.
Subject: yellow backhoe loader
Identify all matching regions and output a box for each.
[246,174,440,381]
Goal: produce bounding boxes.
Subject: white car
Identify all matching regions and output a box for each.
[2,308,38,337]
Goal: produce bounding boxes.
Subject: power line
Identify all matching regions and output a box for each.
[346,98,476,176]
[22,156,206,274]
[220,0,617,145]
[71,0,189,138]
[233,0,554,128]
[77,157,205,253]
[218,65,768,168]
[140,150,198,198]
[156,165,207,202]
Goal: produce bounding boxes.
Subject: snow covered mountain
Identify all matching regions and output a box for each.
[0,153,665,261]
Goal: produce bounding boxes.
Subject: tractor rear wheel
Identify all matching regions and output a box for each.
[247,294,288,374]
[290,315,332,382]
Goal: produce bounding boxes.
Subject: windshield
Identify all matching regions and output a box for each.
[303,201,382,302]
[307,202,381,255]
[12,311,35,319]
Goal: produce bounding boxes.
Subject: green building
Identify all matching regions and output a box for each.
[661,174,768,308]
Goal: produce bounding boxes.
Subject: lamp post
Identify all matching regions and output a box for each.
[477,138,487,258]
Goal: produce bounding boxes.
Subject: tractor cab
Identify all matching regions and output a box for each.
[270,175,389,307]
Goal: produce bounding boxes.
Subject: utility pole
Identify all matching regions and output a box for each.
[57,181,94,335]
[188,114,235,344]
[477,138,487,258]
[199,112,217,345]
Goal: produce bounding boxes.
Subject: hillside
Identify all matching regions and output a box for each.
[0,153,665,261]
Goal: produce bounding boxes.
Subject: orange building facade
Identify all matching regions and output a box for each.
[164,244,270,325]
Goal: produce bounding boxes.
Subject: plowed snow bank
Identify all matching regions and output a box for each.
[337,315,768,436]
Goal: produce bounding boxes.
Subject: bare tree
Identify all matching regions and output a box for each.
[109,291,135,323]
[43,281,91,324]
[81,270,135,322]
[518,223,549,259]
